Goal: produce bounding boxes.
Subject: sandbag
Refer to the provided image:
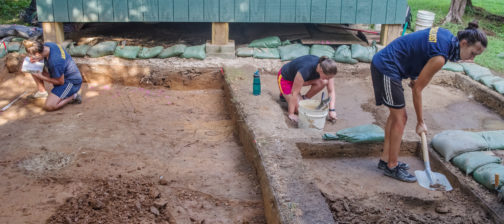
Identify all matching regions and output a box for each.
[278,44,310,61]
[10,37,25,42]
[442,62,464,72]
[460,63,493,81]
[351,42,376,63]
[181,44,206,60]
[18,46,26,54]
[432,130,489,161]
[249,36,281,48]
[473,163,504,190]
[87,41,117,58]
[253,48,280,59]
[325,124,384,143]
[60,40,73,51]
[493,80,504,95]
[452,152,502,175]
[7,42,21,52]
[68,44,90,57]
[310,45,335,58]
[114,46,141,59]
[138,46,163,59]
[480,130,504,150]
[479,75,502,88]
[158,44,186,58]
[0,42,7,58]
[334,45,358,64]
[282,40,291,46]
[236,47,254,57]
[497,52,504,59]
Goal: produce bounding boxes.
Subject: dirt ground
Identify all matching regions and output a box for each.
[0,67,265,223]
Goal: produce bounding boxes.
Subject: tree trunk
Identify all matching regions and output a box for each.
[443,0,468,24]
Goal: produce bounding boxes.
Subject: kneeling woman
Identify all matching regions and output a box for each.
[278,55,338,122]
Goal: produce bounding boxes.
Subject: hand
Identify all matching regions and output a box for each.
[416,122,428,136]
[288,114,298,123]
[328,111,338,121]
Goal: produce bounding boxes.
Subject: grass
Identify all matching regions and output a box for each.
[408,0,504,73]
[0,0,31,25]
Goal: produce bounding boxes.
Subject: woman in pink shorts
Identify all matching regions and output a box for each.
[277,55,338,122]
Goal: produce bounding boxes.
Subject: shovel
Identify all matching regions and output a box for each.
[316,92,331,110]
[414,132,453,191]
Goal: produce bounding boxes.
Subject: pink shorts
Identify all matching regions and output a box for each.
[277,69,293,95]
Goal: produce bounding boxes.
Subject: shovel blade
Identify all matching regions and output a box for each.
[414,170,453,191]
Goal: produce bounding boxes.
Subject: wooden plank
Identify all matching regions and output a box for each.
[394,0,408,24]
[341,0,356,24]
[280,0,295,23]
[311,0,326,23]
[53,0,69,22]
[42,22,64,44]
[68,0,84,22]
[204,0,219,22]
[99,0,114,22]
[325,0,341,23]
[386,0,397,24]
[235,0,250,22]
[356,0,372,24]
[188,0,204,22]
[220,0,235,22]
[250,0,265,22]
[380,24,402,45]
[144,0,160,22]
[173,0,189,21]
[114,0,129,22]
[371,0,387,24]
[159,0,174,21]
[296,0,311,23]
[37,0,54,22]
[83,0,99,22]
[212,22,229,45]
[265,0,280,22]
[128,0,144,21]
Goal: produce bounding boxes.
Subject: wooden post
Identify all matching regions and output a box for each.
[42,22,65,44]
[380,24,403,46]
[212,22,229,45]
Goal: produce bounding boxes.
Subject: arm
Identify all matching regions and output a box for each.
[412,56,445,134]
[288,72,305,116]
[326,77,337,120]
[34,72,65,85]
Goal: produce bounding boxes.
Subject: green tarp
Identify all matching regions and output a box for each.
[158,44,186,58]
[181,45,206,60]
[114,46,141,59]
[253,48,280,59]
[310,45,335,58]
[351,42,376,63]
[138,46,163,59]
[67,44,90,57]
[473,163,504,190]
[460,63,493,81]
[334,45,358,64]
[323,124,385,143]
[249,36,281,48]
[432,130,489,161]
[278,44,310,61]
[87,41,117,58]
[442,62,464,72]
[493,80,504,95]
[7,42,21,52]
[236,47,254,57]
[452,152,502,175]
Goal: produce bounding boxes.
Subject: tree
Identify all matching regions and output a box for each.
[443,0,472,24]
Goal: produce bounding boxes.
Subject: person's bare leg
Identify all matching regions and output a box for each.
[44,93,75,111]
[380,115,393,162]
[387,107,407,169]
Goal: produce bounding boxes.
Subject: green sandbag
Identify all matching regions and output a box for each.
[452,152,502,175]
[334,45,358,64]
[460,63,493,81]
[331,124,384,143]
[18,46,26,54]
[473,163,504,190]
[442,62,464,72]
[493,80,504,95]
[278,44,310,61]
[253,48,280,59]
[480,130,504,150]
[351,42,376,63]
[60,40,73,50]
[432,130,489,161]
[479,75,503,88]
[249,36,281,48]
[158,44,186,58]
[236,47,254,57]
[497,52,504,59]
[7,42,21,52]
[138,46,163,59]
[181,44,206,60]
[282,40,291,46]
[114,46,141,59]
[0,44,6,58]
[10,37,26,42]
[87,41,117,58]
[310,45,335,58]
[68,44,90,57]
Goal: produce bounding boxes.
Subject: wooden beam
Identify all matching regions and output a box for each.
[212,22,229,45]
[380,24,402,46]
[42,22,65,44]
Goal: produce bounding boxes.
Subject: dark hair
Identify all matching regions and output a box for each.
[23,40,44,54]
[318,56,338,75]
[457,20,487,48]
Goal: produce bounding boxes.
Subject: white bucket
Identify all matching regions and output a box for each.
[415,10,435,32]
[298,100,328,130]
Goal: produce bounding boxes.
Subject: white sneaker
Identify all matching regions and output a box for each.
[30,91,48,99]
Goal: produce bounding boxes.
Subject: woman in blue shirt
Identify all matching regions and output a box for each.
[371,21,487,182]
[23,40,83,111]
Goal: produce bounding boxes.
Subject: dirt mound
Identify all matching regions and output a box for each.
[47,177,172,224]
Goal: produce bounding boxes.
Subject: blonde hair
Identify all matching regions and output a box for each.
[22,40,44,54]
[318,56,338,75]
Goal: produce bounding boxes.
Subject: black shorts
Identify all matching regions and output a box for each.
[371,64,405,109]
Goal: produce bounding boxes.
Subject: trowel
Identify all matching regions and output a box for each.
[414,132,453,191]
[316,92,331,110]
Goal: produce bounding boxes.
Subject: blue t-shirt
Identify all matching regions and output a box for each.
[372,27,460,81]
[281,55,320,81]
[44,42,82,85]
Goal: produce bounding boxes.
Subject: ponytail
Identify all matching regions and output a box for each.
[318,56,338,75]
[22,40,44,54]
[457,20,487,47]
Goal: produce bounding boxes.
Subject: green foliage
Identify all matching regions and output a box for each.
[0,0,31,24]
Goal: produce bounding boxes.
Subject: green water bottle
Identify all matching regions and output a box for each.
[253,70,261,96]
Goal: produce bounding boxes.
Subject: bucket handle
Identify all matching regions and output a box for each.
[302,112,327,118]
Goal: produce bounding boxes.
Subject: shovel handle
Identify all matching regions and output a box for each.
[496,174,500,189]
[421,132,429,163]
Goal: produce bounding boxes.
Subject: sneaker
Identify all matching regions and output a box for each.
[71,93,82,104]
[279,94,286,102]
[29,91,48,99]
[378,160,410,170]
[384,166,417,182]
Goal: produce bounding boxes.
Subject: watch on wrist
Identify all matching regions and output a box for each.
[329,109,336,112]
